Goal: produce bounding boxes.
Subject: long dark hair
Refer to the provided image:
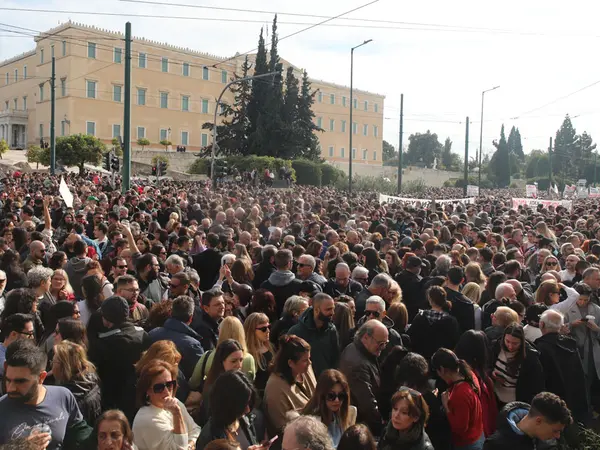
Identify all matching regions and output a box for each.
[203,339,244,394]
[81,275,103,311]
[272,335,311,385]
[57,318,88,348]
[210,371,257,430]
[501,323,526,374]
[431,348,479,395]
[301,369,351,430]
[41,301,75,343]
[454,330,491,382]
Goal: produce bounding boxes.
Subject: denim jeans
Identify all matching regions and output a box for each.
[455,433,485,450]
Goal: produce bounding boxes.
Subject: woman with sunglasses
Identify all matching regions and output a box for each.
[534,279,562,307]
[292,369,356,447]
[243,313,274,395]
[407,286,460,359]
[378,388,433,450]
[132,360,200,450]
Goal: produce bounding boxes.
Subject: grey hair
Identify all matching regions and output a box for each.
[335,262,350,273]
[354,320,378,344]
[165,254,184,268]
[119,206,129,215]
[495,282,515,300]
[299,254,316,269]
[27,266,54,288]
[285,415,335,450]
[583,267,600,280]
[540,309,564,332]
[435,255,452,272]
[370,273,392,289]
[366,295,386,311]
[261,244,278,258]
[352,266,369,278]
[283,296,309,315]
[221,253,236,266]
[188,271,200,285]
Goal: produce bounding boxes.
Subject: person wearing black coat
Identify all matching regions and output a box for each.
[190,291,223,352]
[61,372,102,426]
[535,310,590,423]
[193,233,223,291]
[260,249,302,316]
[395,257,427,322]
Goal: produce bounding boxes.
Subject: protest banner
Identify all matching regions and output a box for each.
[511,198,572,211]
[466,185,479,197]
[379,193,474,206]
[526,184,537,198]
[59,177,73,208]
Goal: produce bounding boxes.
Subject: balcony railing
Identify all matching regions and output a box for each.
[0,109,28,119]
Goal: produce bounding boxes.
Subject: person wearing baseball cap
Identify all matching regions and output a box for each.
[395,256,427,321]
[89,296,151,421]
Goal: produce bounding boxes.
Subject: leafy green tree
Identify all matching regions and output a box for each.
[405,131,442,167]
[137,138,150,151]
[554,114,577,179]
[26,145,50,169]
[489,125,510,187]
[382,140,396,161]
[159,140,172,151]
[525,150,550,178]
[0,139,9,159]
[280,66,301,159]
[151,155,168,170]
[441,137,453,169]
[507,126,524,161]
[55,134,106,175]
[296,70,322,160]
[575,131,597,181]
[247,27,269,155]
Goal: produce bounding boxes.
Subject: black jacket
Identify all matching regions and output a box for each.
[535,332,590,422]
[407,310,460,359]
[492,341,545,404]
[378,426,434,450]
[444,287,475,333]
[323,278,363,301]
[196,415,258,450]
[288,307,340,377]
[190,309,220,351]
[193,248,222,291]
[271,313,297,348]
[61,372,102,426]
[261,271,303,317]
[88,322,151,422]
[252,261,276,290]
[395,270,426,322]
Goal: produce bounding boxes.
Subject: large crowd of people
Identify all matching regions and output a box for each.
[0,170,598,450]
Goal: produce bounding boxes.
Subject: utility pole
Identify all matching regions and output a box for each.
[50,57,56,175]
[595,152,597,187]
[122,22,132,192]
[464,117,469,197]
[397,93,404,194]
[548,137,553,192]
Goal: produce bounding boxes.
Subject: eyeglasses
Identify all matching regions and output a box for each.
[546,261,558,266]
[152,380,177,394]
[73,310,81,316]
[370,335,389,348]
[326,392,346,402]
[364,310,381,318]
[297,263,310,268]
[123,287,140,293]
[18,330,35,339]
[256,324,271,332]
[116,265,128,269]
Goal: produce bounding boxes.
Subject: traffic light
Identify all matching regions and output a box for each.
[103,152,111,171]
[111,155,120,172]
[160,161,167,175]
[152,166,157,176]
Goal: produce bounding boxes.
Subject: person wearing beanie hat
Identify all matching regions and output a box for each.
[89,295,151,421]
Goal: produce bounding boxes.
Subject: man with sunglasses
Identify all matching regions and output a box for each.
[22,240,46,274]
[359,296,404,361]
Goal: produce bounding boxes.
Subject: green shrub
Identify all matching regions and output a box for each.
[188,158,208,175]
[321,164,344,186]
[293,160,322,186]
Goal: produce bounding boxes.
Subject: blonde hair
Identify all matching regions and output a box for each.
[387,280,403,304]
[218,316,248,352]
[465,263,486,285]
[243,312,274,371]
[493,306,519,327]
[53,341,95,383]
[462,282,482,305]
[52,269,74,295]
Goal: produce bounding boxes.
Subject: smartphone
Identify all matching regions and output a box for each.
[266,435,278,447]
[582,318,589,322]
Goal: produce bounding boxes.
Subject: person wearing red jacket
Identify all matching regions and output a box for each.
[432,348,485,450]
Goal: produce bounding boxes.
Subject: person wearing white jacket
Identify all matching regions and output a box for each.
[133,360,200,450]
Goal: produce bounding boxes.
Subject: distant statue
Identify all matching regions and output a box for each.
[432,157,438,170]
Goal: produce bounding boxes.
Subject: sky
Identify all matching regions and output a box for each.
[2,0,600,160]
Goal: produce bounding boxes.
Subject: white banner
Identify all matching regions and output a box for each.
[526,184,538,198]
[589,187,600,198]
[59,176,73,208]
[466,185,479,197]
[379,193,475,205]
[511,197,572,211]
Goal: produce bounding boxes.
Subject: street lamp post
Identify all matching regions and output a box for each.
[348,39,372,194]
[478,85,500,191]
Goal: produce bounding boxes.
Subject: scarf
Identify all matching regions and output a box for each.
[382,422,423,448]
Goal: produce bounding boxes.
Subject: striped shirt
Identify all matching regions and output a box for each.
[493,349,519,404]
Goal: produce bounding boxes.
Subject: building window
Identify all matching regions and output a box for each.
[353,98,358,109]
[221,70,227,83]
[317,117,322,128]
[13,99,17,110]
[137,126,145,138]
[181,95,190,112]
[114,48,122,64]
[23,65,27,80]
[86,121,96,136]
[61,120,66,136]
[61,78,66,97]
[317,91,322,103]
[137,88,146,106]
[373,125,378,137]
[86,80,96,99]
[364,100,368,111]
[112,124,121,138]
[329,119,335,132]
[202,66,209,80]
[374,103,379,113]
[362,149,368,160]
[363,124,368,136]
[113,85,122,102]
[88,42,96,59]
[62,40,66,56]
[352,122,357,135]
[342,96,347,107]
[51,45,55,58]
[160,129,168,141]
[39,124,44,138]
[40,48,44,64]
[161,57,169,73]
[341,120,346,133]
[201,99,209,114]
[352,148,356,159]
[160,92,168,109]
[23,96,27,110]
[373,151,377,161]
[39,84,44,102]
[341,148,345,158]
[181,131,189,146]
[182,63,190,77]
[14,69,18,82]
[330,94,335,105]
[328,146,334,157]
[201,133,208,147]
[139,52,147,68]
